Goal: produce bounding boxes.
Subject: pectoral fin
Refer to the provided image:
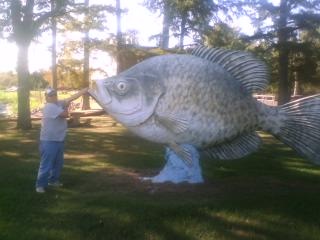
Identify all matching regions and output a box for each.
[169,142,193,166]
[155,112,189,134]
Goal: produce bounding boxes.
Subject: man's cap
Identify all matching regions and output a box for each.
[45,87,57,97]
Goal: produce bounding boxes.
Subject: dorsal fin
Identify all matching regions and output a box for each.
[191,46,269,94]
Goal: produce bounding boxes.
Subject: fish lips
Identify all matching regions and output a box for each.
[95,79,113,106]
[92,78,148,126]
[87,79,113,114]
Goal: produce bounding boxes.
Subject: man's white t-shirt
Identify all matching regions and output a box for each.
[40,101,67,142]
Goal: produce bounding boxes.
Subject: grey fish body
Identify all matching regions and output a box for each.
[93,46,320,163]
[124,54,261,148]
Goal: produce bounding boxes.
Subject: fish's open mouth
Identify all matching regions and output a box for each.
[88,79,114,109]
[87,87,114,116]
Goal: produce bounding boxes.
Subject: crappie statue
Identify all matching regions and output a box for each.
[89,46,320,183]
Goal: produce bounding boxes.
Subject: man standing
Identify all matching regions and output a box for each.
[35,87,88,193]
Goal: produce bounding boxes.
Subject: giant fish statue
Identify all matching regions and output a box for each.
[89,46,320,183]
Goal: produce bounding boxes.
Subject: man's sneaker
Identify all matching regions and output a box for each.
[48,182,63,187]
[36,187,45,193]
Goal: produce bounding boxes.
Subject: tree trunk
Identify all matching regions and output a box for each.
[116,0,124,74]
[17,44,32,129]
[161,2,170,49]
[51,0,58,90]
[293,80,300,96]
[179,16,186,50]
[82,34,90,109]
[82,0,90,110]
[277,0,291,105]
[278,45,290,104]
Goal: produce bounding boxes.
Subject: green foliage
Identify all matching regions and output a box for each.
[144,0,219,48]
[57,42,85,89]
[239,0,320,96]
[203,23,247,49]
[170,0,218,43]
[1,121,320,239]
[60,2,114,33]
[118,46,171,71]
[0,71,17,89]
[30,72,49,90]
[0,0,75,43]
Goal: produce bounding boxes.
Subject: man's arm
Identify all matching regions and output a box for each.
[64,88,89,107]
[59,108,69,118]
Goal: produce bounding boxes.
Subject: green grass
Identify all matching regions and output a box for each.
[1,118,320,240]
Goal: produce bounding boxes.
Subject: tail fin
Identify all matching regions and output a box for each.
[274,94,320,164]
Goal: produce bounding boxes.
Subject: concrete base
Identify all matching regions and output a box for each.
[142,144,204,184]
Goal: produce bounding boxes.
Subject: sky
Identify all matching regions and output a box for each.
[0,0,280,74]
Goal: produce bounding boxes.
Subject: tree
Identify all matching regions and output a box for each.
[143,0,171,49]
[146,0,248,50]
[30,71,49,90]
[298,29,320,86]
[241,0,320,104]
[58,1,114,91]
[202,22,247,49]
[116,0,124,73]
[82,0,90,109]
[51,0,58,90]
[161,1,170,49]
[171,0,218,49]
[0,0,73,129]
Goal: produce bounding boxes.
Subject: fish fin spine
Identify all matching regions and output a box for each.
[169,142,193,166]
[203,132,262,160]
[155,112,189,134]
[191,46,269,94]
[273,94,320,164]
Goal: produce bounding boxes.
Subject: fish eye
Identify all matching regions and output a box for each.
[115,81,129,94]
[117,82,126,90]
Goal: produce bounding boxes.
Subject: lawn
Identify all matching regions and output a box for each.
[1,117,320,240]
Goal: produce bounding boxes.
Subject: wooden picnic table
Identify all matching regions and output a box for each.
[69,109,105,126]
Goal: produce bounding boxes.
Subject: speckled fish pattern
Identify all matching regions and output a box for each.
[92,46,320,163]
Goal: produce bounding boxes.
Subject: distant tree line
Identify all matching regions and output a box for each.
[0,0,319,129]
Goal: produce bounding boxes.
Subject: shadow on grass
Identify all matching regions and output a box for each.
[1,117,320,240]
